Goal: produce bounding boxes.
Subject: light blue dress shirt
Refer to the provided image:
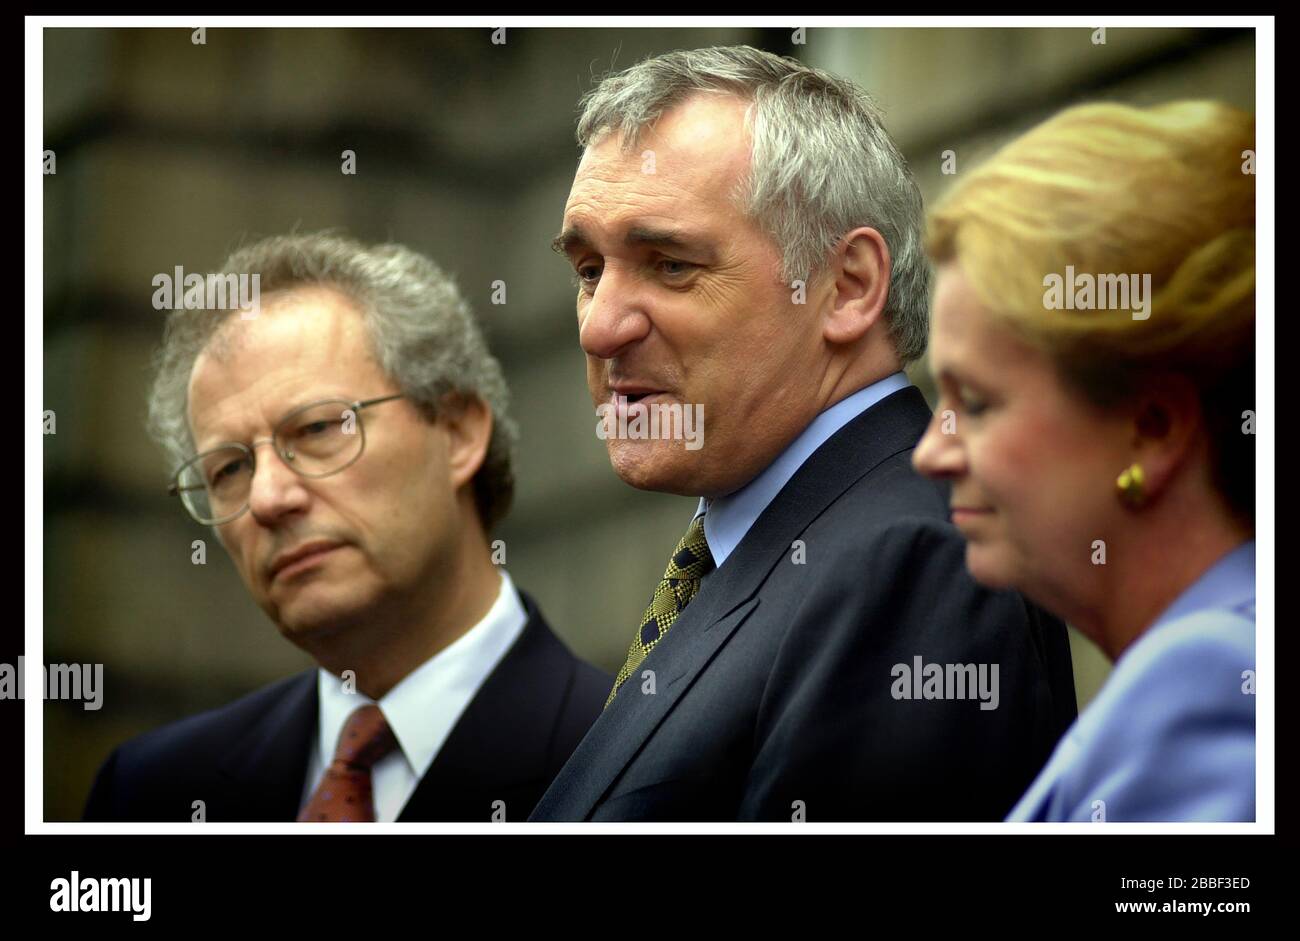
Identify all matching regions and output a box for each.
[1007,540,1256,822]
[694,371,911,570]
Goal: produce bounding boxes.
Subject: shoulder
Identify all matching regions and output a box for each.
[101,671,314,778]
[762,493,1072,727]
[1052,611,1255,821]
[83,670,315,820]
[828,447,952,532]
[514,590,610,686]
[790,445,958,584]
[1084,610,1255,746]
[789,502,1001,626]
[764,504,1060,695]
[510,590,610,746]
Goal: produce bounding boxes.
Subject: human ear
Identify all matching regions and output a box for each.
[439,393,493,491]
[823,226,891,346]
[1124,373,1202,504]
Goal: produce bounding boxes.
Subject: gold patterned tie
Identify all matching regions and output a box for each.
[606,514,715,707]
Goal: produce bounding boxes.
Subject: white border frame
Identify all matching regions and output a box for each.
[26,14,1276,836]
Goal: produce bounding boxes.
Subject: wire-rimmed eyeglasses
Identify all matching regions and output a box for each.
[168,394,405,525]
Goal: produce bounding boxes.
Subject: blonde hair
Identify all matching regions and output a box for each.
[928,100,1255,517]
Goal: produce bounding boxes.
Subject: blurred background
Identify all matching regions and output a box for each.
[42,24,1255,820]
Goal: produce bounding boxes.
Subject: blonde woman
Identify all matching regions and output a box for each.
[913,101,1255,822]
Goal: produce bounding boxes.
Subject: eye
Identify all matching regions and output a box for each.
[298,420,334,437]
[657,258,694,278]
[573,261,602,292]
[958,388,989,416]
[210,457,249,487]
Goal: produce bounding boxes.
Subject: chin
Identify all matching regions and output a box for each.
[271,585,370,644]
[276,609,351,644]
[963,542,1019,591]
[607,440,697,495]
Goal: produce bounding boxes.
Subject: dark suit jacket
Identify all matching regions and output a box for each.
[529,386,1078,821]
[84,591,610,822]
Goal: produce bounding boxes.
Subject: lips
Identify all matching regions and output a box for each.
[609,381,669,404]
[610,390,668,407]
[269,540,344,581]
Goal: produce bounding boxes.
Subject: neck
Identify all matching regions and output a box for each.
[1063,493,1250,662]
[819,343,901,415]
[303,507,504,700]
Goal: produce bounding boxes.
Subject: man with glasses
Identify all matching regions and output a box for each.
[84,232,610,822]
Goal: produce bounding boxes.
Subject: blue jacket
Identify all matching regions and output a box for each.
[1008,541,1255,822]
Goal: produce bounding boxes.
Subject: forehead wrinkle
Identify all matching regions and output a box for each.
[565,121,756,262]
[572,138,732,208]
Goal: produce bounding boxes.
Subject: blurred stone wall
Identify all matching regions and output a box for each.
[42,25,1255,820]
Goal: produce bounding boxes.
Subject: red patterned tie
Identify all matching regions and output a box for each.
[298,704,397,822]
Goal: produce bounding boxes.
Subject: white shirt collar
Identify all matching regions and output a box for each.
[312,569,529,783]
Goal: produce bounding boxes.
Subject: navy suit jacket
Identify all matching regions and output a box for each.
[84,591,610,822]
[530,385,1078,821]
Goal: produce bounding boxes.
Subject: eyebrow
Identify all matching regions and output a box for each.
[550,225,587,257]
[192,394,347,454]
[934,367,990,396]
[551,223,712,260]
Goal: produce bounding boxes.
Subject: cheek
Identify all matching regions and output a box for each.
[698,296,805,403]
[347,477,446,585]
[965,409,1075,529]
[972,410,1113,552]
[966,421,1035,502]
[332,443,431,534]
[388,442,456,527]
[220,528,254,576]
[586,357,606,394]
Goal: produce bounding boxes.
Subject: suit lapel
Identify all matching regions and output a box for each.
[397,593,568,821]
[533,596,761,819]
[216,595,568,823]
[532,385,935,820]
[218,670,317,821]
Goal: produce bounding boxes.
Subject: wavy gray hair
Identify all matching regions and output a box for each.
[146,231,518,530]
[575,44,930,364]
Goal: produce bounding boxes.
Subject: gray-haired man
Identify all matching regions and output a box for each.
[84,233,610,822]
[533,46,1077,821]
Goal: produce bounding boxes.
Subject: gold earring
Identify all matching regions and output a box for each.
[1116,463,1145,508]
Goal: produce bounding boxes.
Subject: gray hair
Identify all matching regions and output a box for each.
[575,44,930,364]
[146,231,518,530]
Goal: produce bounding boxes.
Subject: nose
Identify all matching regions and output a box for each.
[913,406,966,479]
[578,264,651,360]
[246,439,312,526]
